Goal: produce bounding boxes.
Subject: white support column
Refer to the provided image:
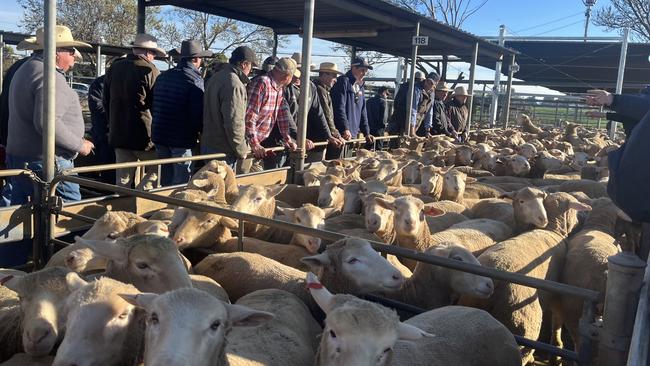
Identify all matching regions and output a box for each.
[466,42,479,131]
[43,0,56,183]
[610,27,629,139]
[95,44,102,77]
[489,25,505,128]
[294,0,315,173]
[404,22,421,137]
[503,54,517,129]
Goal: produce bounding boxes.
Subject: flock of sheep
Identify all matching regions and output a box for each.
[0,114,636,366]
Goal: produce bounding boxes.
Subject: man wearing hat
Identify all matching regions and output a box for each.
[313,62,345,160]
[366,86,391,149]
[430,82,451,136]
[446,86,472,142]
[4,25,94,205]
[245,57,298,169]
[330,57,375,158]
[103,33,166,188]
[151,40,212,186]
[201,45,258,172]
[387,72,438,141]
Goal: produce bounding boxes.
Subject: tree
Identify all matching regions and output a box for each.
[155,9,284,55]
[17,0,162,46]
[593,0,650,41]
[391,0,489,28]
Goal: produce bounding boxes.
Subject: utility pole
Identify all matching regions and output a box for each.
[583,0,597,41]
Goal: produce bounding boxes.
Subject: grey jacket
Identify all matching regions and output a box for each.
[200,64,249,159]
[6,54,84,159]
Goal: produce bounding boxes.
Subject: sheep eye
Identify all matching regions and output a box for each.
[347,258,360,264]
[255,197,263,202]
[383,347,392,353]
[452,255,463,261]
[519,200,525,204]
[136,262,149,270]
[118,311,129,320]
[210,321,221,331]
[296,217,301,223]
[329,330,337,338]
[150,313,159,324]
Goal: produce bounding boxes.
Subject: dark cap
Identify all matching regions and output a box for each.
[351,56,373,70]
[262,56,279,72]
[180,39,213,58]
[377,86,390,95]
[426,72,440,82]
[230,46,259,67]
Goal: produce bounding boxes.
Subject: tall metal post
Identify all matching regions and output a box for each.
[0,34,4,93]
[137,0,146,34]
[489,25,506,128]
[404,21,420,137]
[503,54,516,129]
[95,44,102,77]
[395,56,404,94]
[609,27,629,139]
[351,46,357,66]
[293,0,315,176]
[43,2,56,183]
[272,32,279,58]
[479,83,487,126]
[466,42,478,131]
[598,252,646,366]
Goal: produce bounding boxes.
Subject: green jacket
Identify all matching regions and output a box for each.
[200,64,250,159]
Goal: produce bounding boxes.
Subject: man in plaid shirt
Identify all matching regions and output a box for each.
[245,57,298,169]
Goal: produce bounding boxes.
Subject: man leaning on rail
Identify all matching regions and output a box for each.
[4,26,94,205]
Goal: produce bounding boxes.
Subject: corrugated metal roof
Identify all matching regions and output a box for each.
[144,0,517,66]
[0,31,133,57]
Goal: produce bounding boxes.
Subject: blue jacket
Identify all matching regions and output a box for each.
[366,94,388,133]
[152,61,204,149]
[330,70,370,137]
[607,93,650,222]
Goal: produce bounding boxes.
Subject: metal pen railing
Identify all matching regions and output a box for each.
[627,255,650,365]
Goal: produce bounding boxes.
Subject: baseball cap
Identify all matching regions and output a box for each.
[230,46,259,67]
[351,56,373,70]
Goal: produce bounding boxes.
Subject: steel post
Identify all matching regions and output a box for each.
[598,252,646,366]
[404,22,420,137]
[610,27,629,139]
[466,42,479,131]
[293,0,314,177]
[137,0,146,34]
[503,54,516,129]
[272,32,278,58]
[394,56,403,94]
[489,25,505,128]
[95,44,102,77]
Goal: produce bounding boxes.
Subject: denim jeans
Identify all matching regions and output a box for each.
[200,146,238,171]
[3,154,81,205]
[156,145,193,186]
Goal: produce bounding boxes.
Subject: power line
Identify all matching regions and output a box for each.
[513,11,584,34]
[531,19,586,37]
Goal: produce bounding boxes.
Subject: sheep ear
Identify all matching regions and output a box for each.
[569,202,592,212]
[397,322,434,340]
[1,275,23,293]
[206,188,221,200]
[466,177,477,184]
[219,217,239,231]
[423,206,444,217]
[321,207,338,219]
[191,178,209,188]
[227,303,274,327]
[265,185,286,198]
[120,293,157,310]
[374,197,396,211]
[276,207,296,220]
[65,272,88,292]
[306,272,335,314]
[301,253,331,271]
[74,236,126,261]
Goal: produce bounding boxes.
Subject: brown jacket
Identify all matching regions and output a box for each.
[104,54,159,151]
[314,79,340,138]
[200,64,250,159]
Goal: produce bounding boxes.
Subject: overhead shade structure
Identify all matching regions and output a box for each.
[490,39,650,94]
[142,0,516,66]
[1,31,133,57]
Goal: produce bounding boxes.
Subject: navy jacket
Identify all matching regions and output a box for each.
[152,61,204,149]
[330,70,370,137]
[0,57,29,146]
[606,93,650,222]
[366,95,387,133]
[88,75,107,144]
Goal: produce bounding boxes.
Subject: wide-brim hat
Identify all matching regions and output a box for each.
[435,82,450,92]
[180,39,213,58]
[131,33,166,58]
[454,86,472,97]
[314,62,343,75]
[28,26,92,51]
[17,36,37,51]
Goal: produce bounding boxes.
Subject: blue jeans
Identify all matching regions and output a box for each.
[3,154,81,205]
[200,146,237,171]
[156,145,192,186]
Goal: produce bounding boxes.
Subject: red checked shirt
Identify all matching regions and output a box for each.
[245,75,293,147]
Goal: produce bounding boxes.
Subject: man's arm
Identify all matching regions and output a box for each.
[610,94,650,121]
[410,87,422,127]
[310,85,332,139]
[33,77,84,153]
[330,77,349,133]
[360,96,370,136]
[245,79,264,148]
[189,82,204,139]
[222,81,248,159]
[277,99,295,144]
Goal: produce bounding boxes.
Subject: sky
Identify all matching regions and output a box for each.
[0,0,622,94]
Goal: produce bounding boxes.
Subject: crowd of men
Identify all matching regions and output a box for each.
[0,26,471,205]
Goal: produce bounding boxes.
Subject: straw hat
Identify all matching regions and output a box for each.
[314,62,343,75]
[16,36,37,51]
[435,82,450,92]
[454,86,472,97]
[73,49,83,62]
[275,57,298,78]
[24,26,91,50]
[131,33,166,58]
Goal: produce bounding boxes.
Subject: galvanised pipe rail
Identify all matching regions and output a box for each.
[49,175,601,303]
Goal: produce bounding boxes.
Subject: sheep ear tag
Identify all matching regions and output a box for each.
[0,275,14,286]
[423,206,444,217]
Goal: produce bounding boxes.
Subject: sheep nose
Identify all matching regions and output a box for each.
[65,254,76,265]
[175,236,185,244]
[27,328,50,344]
